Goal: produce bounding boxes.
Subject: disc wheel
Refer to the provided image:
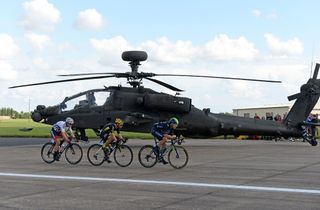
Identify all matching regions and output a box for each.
[65,143,83,165]
[138,145,157,168]
[41,142,55,164]
[113,145,133,167]
[168,146,188,169]
[87,144,106,166]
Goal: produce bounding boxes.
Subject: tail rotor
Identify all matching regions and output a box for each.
[287,63,320,101]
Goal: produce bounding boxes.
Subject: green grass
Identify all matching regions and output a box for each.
[0,119,152,139]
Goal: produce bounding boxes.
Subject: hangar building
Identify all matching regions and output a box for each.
[233,103,320,119]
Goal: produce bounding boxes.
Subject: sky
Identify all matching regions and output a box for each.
[1,0,320,113]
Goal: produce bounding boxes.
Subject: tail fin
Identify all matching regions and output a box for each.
[284,64,320,127]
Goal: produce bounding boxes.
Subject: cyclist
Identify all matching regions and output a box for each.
[151,117,179,164]
[51,117,75,161]
[95,118,124,163]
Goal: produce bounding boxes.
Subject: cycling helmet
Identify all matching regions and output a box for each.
[169,117,179,125]
[65,117,74,125]
[115,118,124,125]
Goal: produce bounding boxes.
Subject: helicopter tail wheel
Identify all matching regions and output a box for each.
[310,139,318,146]
[305,137,318,146]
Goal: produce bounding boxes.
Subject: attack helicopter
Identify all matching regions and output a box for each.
[9,51,320,146]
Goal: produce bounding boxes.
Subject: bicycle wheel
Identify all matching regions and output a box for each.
[114,145,133,167]
[41,142,55,164]
[168,145,188,169]
[65,143,83,165]
[138,145,157,168]
[87,144,105,166]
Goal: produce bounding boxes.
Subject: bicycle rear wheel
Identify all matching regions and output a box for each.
[87,144,105,166]
[114,145,133,167]
[138,145,157,168]
[168,145,188,169]
[41,142,55,164]
[65,143,83,165]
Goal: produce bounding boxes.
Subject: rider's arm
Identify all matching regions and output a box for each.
[163,134,176,139]
[116,133,123,140]
[68,127,75,139]
[61,131,71,142]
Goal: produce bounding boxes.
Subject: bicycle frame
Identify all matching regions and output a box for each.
[154,137,184,159]
[99,137,128,155]
[138,136,188,169]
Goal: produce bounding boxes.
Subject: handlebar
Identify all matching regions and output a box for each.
[171,136,185,145]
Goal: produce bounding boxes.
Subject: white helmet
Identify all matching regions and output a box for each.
[65,117,74,126]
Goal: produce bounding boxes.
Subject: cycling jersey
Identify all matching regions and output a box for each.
[51,121,73,141]
[100,123,120,140]
[151,121,174,141]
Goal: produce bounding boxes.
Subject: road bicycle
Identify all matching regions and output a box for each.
[138,136,188,169]
[41,138,83,165]
[87,137,133,167]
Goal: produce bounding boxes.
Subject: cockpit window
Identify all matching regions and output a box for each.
[60,91,110,111]
[62,95,87,111]
[95,92,111,105]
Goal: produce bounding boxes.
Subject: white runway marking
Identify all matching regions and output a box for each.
[1,172,320,195]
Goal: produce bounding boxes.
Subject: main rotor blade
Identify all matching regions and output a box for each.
[154,74,282,83]
[145,77,183,92]
[312,63,320,79]
[57,72,118,77]
[9,75,116,89]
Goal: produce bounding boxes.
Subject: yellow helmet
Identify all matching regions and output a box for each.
[115,118,124,125]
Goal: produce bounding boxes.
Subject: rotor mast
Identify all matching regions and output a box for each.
[122,51,148,88]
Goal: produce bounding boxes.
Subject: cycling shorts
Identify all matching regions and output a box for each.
[51,126,62,141]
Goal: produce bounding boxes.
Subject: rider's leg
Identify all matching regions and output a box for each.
[158,137,169,164]
[94,135,108,155]
[103,134,115,150]
[102,136,115,163]
[52,137,61,160]
[159,135,169,150]
[51,130,60,153]
[53,138,60,153]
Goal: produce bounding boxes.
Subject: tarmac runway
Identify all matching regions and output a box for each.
[0,137,320,210]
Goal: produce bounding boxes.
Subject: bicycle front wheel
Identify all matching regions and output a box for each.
[41,142,55,164]
[138,145,157,168]
[65,143,83,165]
[87,144,105,166]
[114,145,133,167]
[168,145,188,169]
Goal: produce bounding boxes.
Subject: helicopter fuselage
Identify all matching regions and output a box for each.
[31,85,302,139]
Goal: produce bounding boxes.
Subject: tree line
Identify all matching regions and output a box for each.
[0,107,31,119]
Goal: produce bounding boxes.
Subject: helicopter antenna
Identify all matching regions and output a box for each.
[310,45,315,78]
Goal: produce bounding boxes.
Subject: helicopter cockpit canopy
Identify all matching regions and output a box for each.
[60,88,110,112]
